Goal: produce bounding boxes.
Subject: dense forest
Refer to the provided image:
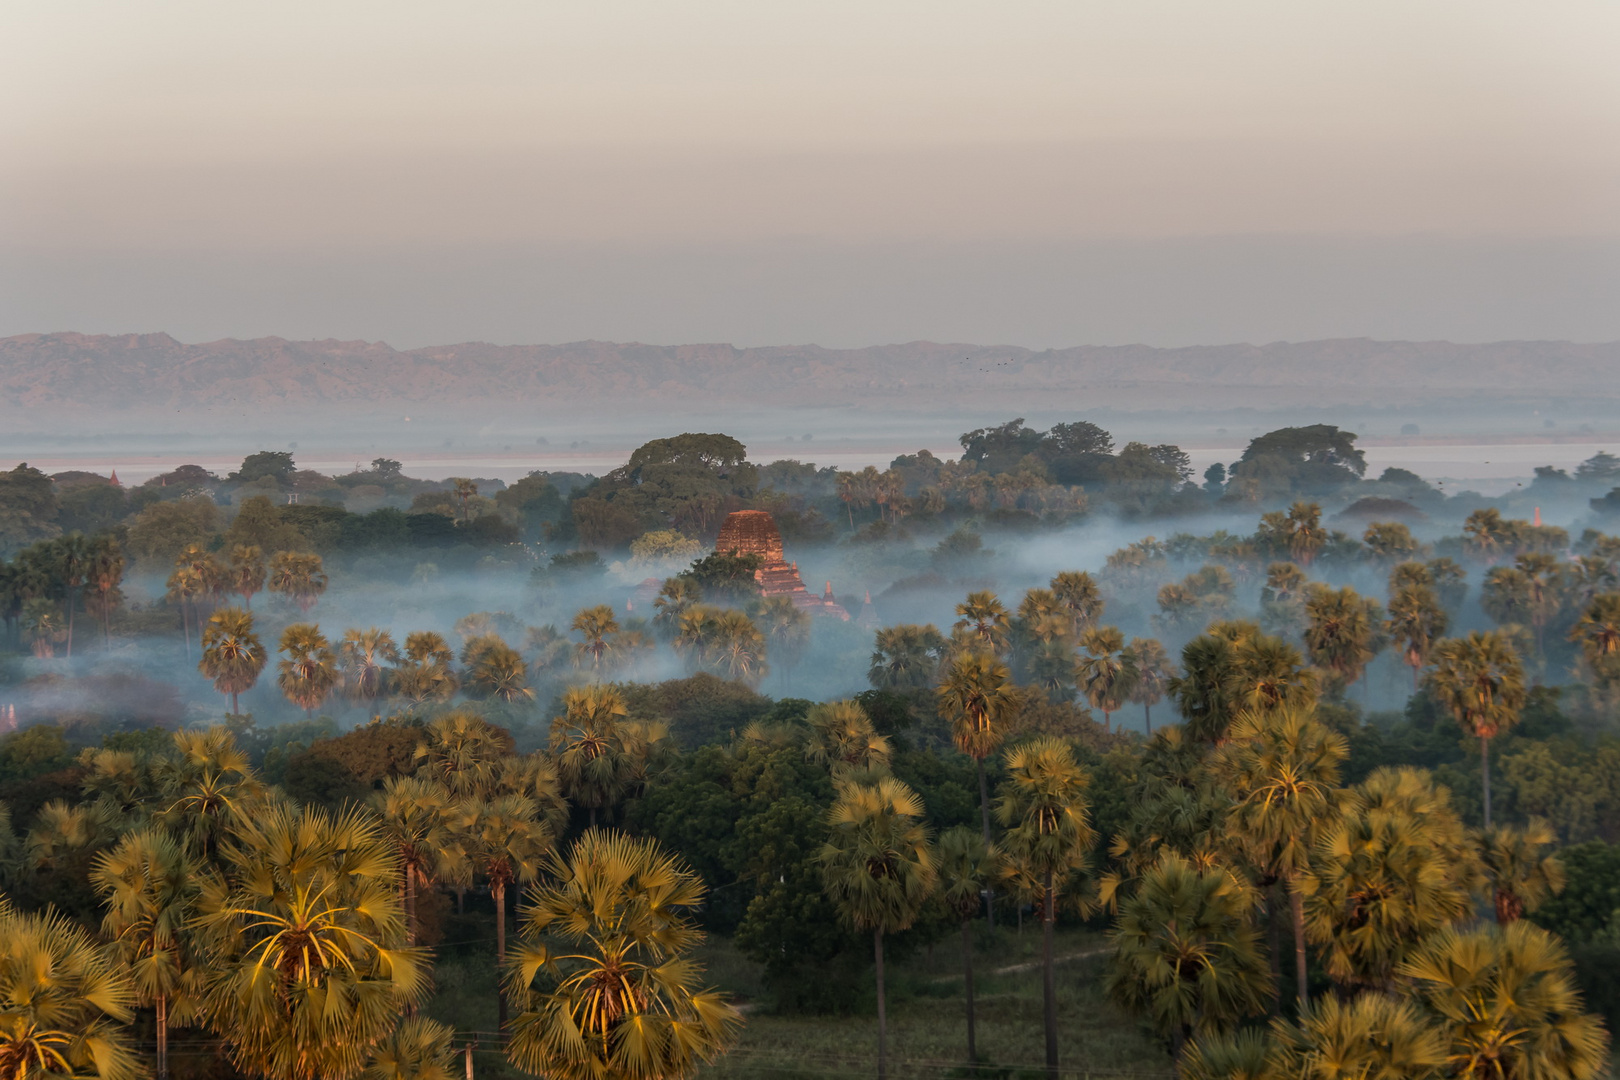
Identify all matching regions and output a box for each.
[2,418,1620,1080]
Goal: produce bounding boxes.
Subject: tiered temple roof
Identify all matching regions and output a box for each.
[715,510,849,620]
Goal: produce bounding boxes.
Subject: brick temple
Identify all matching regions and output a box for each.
[715,510,849,619]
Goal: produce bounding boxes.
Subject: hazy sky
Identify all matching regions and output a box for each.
[3,1,1618,348]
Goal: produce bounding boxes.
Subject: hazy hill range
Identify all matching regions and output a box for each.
[2,332,1617,417]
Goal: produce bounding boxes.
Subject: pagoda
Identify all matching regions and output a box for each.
[715,510,849,619]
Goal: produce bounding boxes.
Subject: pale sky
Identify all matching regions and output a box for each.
[3,1,1618,347]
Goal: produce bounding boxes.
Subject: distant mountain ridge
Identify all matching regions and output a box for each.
[1,332,1615,413]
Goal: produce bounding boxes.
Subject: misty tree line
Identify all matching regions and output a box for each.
[3,427,1620,1080]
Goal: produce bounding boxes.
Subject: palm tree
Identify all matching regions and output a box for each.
[340,627,400,706]
[758,595,811,689]
[1076,626,1138,732]
[364,1017,456,1080]
[1304,767,1476,993]
[1268,993,1447,1080]
[414,711,513,799]
[837,469,859,528]
[25,800,113,872]
[176,543,229,609]
[278,622,339,715]
[455,793,553,1032]
[1217,702,1347,1006]
[1302,584,1380,694]
[0,901,140,1080]
[159,726,265,858]
[1475,819,1565,924]
[1363,520,1423,565]
[1177,1029,1271,1080]
[1260,561,1309,640]
[462,634,534,704]
[935,826,993,1064]
[804,699,892,779]
[549,684,632,826]
[1428,631,1526,828]
[268,550,328,611]
[1569,592,1620,694]
[1284,502,1327,567]
[374,775,461,945]
[504,830,743,1080]
[995,737,1094,1078]
[869,623,947,689]
[651,577,703,639]
[1515,553,1566,660]
[54,532,92,657]
[570,604,621,676]
[1481,565,1534,632]
[709,609,769,685]
[90,828,203,1080]
[166,564,207,657]
[1096,731,1229,913]
[1050,570,1104,636]
[86,534,126,646]
[1105,853,1271,1059]
[227,543,267,607]
[193,804,427,1080]
[954,590,1011,654]
[1386,583,1449,690]
[198,606,268,714]
[451,477,479,522]
[937,650,1019,845]
[672,604,720,671]
[1028,638,1078,703]
[820,778,937,1080]
[395,630,459,704]
[1399,921,1608,1080]
[1126,637,1173,733]
[1170,622,1317,745]
[498,753,572,837]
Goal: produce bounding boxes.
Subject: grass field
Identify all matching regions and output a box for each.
[425,921,1175,1080]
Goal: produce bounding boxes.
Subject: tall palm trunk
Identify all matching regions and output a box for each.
[1265,885,1283,1012]
[1042,870,1058,1079]
[960,918,977,1063]
[976,759,995,928]
[157,993,169,1080]
[405,866,418,945]
[874,928,887,1080]
[1481,736,1493,828]
[231,690,239,714]
[495,877,509,1034]
[1102,708,1111,734]
[1144,701,1152,734]
[1288,877,1308,1007]
[65,591,75,658]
